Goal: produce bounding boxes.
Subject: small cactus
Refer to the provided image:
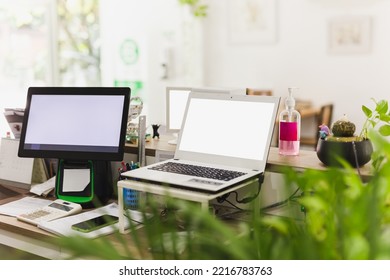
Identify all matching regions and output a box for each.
[331,115,356,137]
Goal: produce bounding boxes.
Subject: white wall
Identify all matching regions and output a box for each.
[202,0,390,133]
[100,0,203,128]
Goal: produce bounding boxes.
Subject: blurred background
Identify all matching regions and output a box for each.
[1,0,389,139]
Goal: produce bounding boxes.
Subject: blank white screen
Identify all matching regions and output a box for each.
[178,98,275,161]
[24,95,125,147]
[168,89,191,130]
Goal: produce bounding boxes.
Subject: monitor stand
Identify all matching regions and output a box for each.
[168,133,178,145]
[55,159,112,209]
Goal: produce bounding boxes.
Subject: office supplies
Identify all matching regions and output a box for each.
[17,87,130,207]
[30,176,56,197]
[71,214,118,233]
[37,202,144,238]
[122,92,280,193]
[17,199,82,226]
[0,196,52,217]
[120,161,140,210]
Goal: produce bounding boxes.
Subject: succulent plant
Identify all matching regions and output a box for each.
[331,115,356,137]
[321,115,359,142]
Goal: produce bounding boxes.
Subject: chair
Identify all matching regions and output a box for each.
[246,88,273,96]
[300,103,333,150]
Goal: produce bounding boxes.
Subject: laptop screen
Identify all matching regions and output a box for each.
[177,94,278,162]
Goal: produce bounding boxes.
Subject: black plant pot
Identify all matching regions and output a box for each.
[316,138,373,167]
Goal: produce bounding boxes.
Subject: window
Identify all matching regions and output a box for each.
[0,0,52,136]
[57,0,100,86]
[0,0,101,137]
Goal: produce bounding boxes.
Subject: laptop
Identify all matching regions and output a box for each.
[122,92,280,193]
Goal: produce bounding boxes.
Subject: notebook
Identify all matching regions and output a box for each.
[121,92,280,193]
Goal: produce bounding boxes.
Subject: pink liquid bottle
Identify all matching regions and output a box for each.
[279,87,301,156]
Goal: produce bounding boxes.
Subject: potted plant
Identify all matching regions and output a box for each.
[316,99,390,167]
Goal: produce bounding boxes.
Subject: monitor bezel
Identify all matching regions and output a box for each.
[18,87,130,161]
[165,86,192,134]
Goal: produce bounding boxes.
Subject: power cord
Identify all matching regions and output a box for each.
[216,173,265,205]
[351,141,362,180]
[260,187,301,211]
[214,175,304,219]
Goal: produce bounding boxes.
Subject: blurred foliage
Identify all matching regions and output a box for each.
[0,1,48,86]
[57,0,100,86]
[178,0,208,18]
[360,99,390,140]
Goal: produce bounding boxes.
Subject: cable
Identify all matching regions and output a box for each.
[221,199,245,211]
[233,173,264,204]
[260,187,301,211]
[216,173,265,205]
[351,141,362,180]
[215,174,302,215]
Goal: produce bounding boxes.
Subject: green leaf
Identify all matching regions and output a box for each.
[343,234,370,259]
[369,119,377,128]
[379,124,390,136]
[376,100,388,114]
[362,105,372,118]
[379,113,390,122]
[375,100,389,114]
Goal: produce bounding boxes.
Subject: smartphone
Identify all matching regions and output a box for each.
[71,214,118,233]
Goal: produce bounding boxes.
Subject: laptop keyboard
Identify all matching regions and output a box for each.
[148,161,247,181]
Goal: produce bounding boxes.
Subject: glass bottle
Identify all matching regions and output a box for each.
[279,87,301,155]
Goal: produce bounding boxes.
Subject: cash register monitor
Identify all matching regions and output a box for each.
[18,87,130,207]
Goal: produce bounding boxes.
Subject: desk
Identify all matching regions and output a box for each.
[124,134,176,157]
[120,136,372,234]
[0,137,372,259]
[267,147,372,178]
[0,187,152,260]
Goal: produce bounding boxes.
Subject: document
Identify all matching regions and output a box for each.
[0,196,52,217]
[30,176,56,197]
[38,203,146,239]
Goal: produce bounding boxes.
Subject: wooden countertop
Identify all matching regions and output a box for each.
[124,134,176,157]
[0,134,372,259]
[125,135,372,178]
